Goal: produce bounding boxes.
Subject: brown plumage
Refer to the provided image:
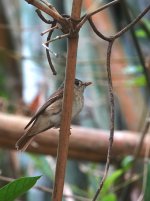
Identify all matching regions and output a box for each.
[15,79,92,151]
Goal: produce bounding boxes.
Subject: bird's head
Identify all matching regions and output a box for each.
[74,79,92,92]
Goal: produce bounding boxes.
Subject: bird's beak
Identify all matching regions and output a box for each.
[84,82,92,87]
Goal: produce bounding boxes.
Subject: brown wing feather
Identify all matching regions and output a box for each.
[24,87,64,129]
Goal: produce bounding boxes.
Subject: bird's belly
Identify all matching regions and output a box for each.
[72,96,84,119]
[49,95,84,128]
[50,113,61,128]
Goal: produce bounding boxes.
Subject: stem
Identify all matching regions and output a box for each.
[52,1,83,201]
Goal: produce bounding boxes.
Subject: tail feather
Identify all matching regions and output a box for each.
[15,132,35,151]
[16,116,53,151]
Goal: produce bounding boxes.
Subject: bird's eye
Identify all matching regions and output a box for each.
[75,79,81,86]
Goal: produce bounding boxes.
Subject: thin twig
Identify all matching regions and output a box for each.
[92,41,114,201]
[89,3,150,42]
[113,4,150,39]
[40,0,60,15]
[22,1,150,201]
[77,0,120,30]
[43,33,70,45]
[41,25,59,36]
[88,18,111,42]
[45,21,57,75]
[87,3,150,201]
[35,9,52,24]
[25,0,64,22]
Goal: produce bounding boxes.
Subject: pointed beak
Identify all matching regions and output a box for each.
[84,81,92,87]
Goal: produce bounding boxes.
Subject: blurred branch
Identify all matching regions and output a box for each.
[120,0,150,92]
[0,113,150,162]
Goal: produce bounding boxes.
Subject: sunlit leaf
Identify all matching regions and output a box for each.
[0,176,41,201]
[101,193,117,201]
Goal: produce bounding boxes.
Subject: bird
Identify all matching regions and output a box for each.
[15,79,92,151]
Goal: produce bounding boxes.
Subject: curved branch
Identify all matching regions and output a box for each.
[92,41,115,201]
[88,18,111,42]
[77,0,120,29]
[45,21,57,75]
[36,9,52,24]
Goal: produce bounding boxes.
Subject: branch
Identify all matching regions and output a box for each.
[86,3,150,201]
[77,0,120,30]
[45,21,57,75]
[1,113,150,161]
[25,0,64,23]
[113,4,150,38]
[92,40,115,201]
[51,1,83,201]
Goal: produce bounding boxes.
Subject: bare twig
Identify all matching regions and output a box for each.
[35,9,52,24]
[45,21,57,75]
[86,3,150,201]
[21,1,150,201]
[92,41,114,201]
[113,4,150,38]
[25,0,64,22]
[77,0,120,30]
[41,25,59,36]
[43,33,70,45]
[88,18,111,41]
[35,9,57,74]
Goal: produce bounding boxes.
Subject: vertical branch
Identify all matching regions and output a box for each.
[52,1,83,201]
[92,40,114,201]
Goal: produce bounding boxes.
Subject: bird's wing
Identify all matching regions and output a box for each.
[24,87,64,129]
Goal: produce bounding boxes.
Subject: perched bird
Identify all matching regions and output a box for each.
[15,79,92,151]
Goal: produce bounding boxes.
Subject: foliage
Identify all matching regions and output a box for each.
[29,154,54,180]
[86,156,134,201]
[144,161,150,201]
[135,19,150,38]
[0,176,41,201]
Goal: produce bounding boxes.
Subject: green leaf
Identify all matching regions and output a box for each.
[101,193,117,201]
[0,176,41,201]
[135,29,147,38]
[101,169,123,195]
[121,156,134,171]
[126,75,147,87]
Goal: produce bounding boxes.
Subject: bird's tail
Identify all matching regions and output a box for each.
[15,132,35,152]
